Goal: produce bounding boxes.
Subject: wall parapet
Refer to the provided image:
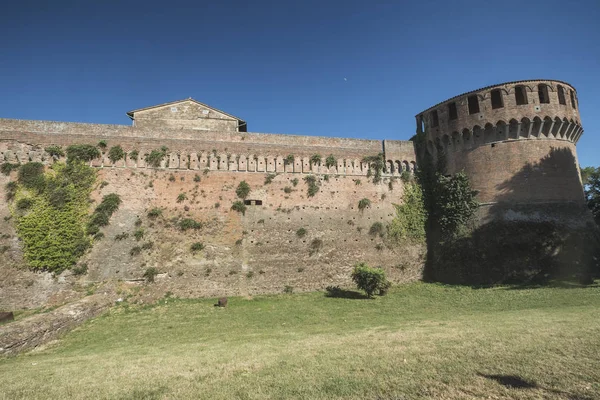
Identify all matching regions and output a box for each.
[0,117,417,176]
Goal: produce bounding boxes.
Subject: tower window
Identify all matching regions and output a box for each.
[557,85,566,105]
[431,110,439,127]
[490,89,504,109]
[538,84,550,104]
[468,95,480,114]
[570,90,577,109]
[515,85,528,105]
[448,102,458,120]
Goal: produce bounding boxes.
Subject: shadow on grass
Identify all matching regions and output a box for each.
[478,373,596,400]
[324,287,369,299]
[465,278,600,291]
[478,373,537,389]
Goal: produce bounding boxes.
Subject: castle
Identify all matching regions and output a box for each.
[0,79,594,310]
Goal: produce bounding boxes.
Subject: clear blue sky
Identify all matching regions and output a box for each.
[1,0,598,166]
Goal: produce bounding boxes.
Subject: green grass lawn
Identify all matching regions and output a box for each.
[1,282,600,399]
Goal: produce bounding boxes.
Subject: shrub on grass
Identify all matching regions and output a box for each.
[351,263,390,298]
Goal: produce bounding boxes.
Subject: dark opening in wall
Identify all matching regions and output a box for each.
[244,200,263,206]
[490,89,504,109]
[538,84,550,104]
[557,85,566,105]
[515,85,528,105]
[467,95,480,114]
[448,102,458,120]
[570,90,577,109]
[431,110,439,127]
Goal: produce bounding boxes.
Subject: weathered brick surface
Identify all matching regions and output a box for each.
[416,80,586,206]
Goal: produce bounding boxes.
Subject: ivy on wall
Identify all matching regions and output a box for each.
[387,182,427,243]
[11,161,96,272]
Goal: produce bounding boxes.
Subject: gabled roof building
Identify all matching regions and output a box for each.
[127,98,247,132]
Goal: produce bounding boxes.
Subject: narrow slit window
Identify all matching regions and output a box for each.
[431,110,439,127]
[538,84,550,104]
[491,89,504,109]
[570,90,577,109]
[557,85,566,105]
[468,95,480,114]
[515,86,528,105]
[448,102,458,120]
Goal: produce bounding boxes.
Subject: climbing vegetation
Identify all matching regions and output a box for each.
[145,147,168,168]
[363,153,385,183]
[304,175,320,197]
[387,182,427,243]
[10,161,99,272]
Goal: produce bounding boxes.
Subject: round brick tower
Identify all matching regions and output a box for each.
[415,80,598,284]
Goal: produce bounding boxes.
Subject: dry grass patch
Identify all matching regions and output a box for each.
[1,282,600,399]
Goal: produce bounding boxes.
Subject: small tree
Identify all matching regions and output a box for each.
[108,145,125,163]
[236,181,251,199]
[231,201,247,215]
[582,166,600,225]
[325,154,337,168]
[351,263,390,298]
[310,154,322,165]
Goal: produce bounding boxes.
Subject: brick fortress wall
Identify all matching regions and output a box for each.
[0,118,422,307]
[415,80,597,284]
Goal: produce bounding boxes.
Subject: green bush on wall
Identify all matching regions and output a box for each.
[12,161,97,272]
[108,146,125,163]
[66,145,100,163]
